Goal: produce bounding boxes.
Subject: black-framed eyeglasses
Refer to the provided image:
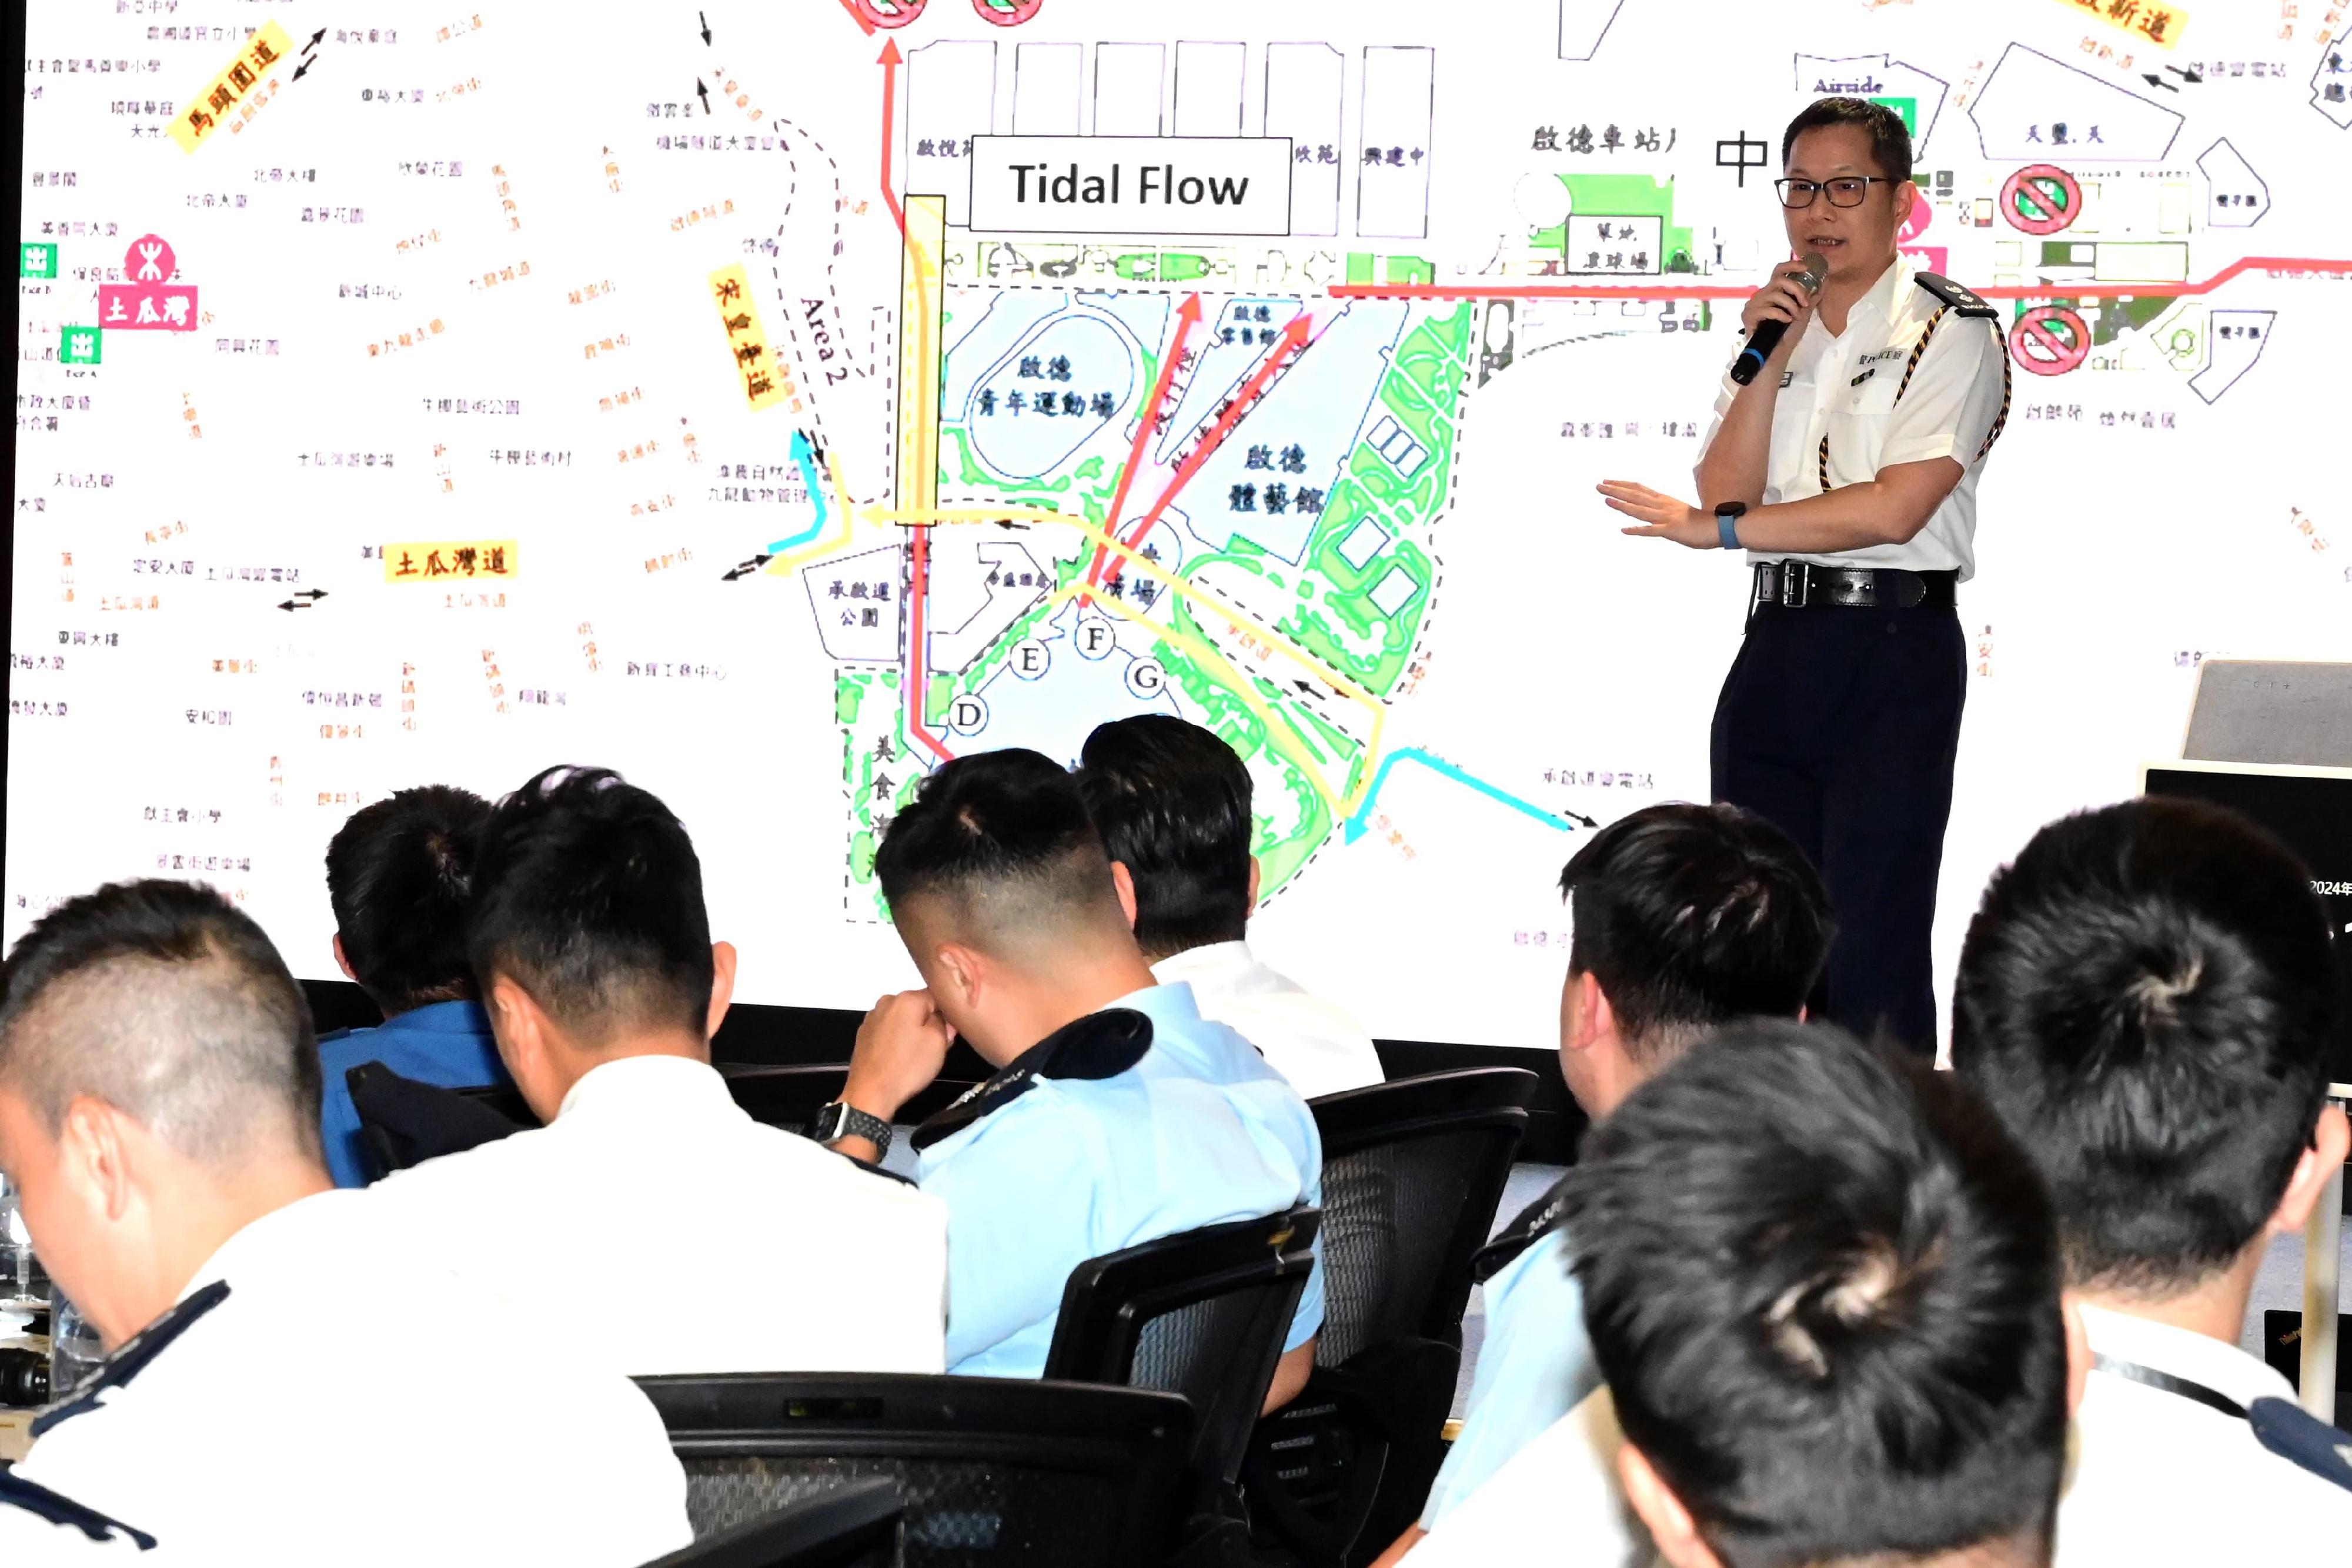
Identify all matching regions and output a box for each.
[1775,176,1893,209]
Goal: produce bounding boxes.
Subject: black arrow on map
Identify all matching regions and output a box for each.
[291,29,326,82]
[277,589,329,612]
[1559,807,1600,828]
[721,555,773,581]
[699,9,712,44]
[2167,63,2202,83]
[2141,73,2178,92]
[302,28,325,54]
[696,77,712,115]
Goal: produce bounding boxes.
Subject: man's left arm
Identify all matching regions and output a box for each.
[1602,317,2007,553]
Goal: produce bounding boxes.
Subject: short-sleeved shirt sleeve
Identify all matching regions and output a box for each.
[1418,1231,1598,1530]
[1876,313,2008,471]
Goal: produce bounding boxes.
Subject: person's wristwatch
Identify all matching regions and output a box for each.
[1713,501,1748,550]
[810,1100,893,1156]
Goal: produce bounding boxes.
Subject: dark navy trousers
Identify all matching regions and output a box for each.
[1709,600,1967,1056]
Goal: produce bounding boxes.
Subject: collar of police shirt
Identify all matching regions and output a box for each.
[1147,939,1385,1101]
[553,1047,734,1121]
[2078,1301,2295,1416]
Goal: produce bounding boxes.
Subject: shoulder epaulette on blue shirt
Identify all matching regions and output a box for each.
[908,1007,1153,1152]
[0,1463,155,1549]
[1912,272,1998,319]
[2247,1397,2352,1493]
[30,1279,231,1440]
[1469,1173,1571,1285]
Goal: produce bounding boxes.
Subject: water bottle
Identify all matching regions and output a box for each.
[49,1290,104,1398]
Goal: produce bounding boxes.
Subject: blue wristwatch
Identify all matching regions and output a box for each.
[1714,502,1747,550]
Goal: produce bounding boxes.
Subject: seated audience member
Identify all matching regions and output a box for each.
[1075,715,1382,1099]
[0,880,690,1563]
[1952,798,2352,1553]
[821,747,1323,1406]
[315,784,505,1186]
[368,766,948,1376]
[1377,802,1830,1564]
[1411,1021,2080,1568]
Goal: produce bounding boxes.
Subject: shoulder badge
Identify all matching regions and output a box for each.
[30,1279,231,1440]
[0,1463,156,1549]
[1912,272,1998,319]
[2247,1397,2352,1493]
[1469,1172,1571,1284]
[909,1007,1154,1152]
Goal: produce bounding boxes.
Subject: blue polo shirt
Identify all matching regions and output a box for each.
[916,981,1325,1379]
[316,1000,509,1188]
[1418,1205,1599,1529]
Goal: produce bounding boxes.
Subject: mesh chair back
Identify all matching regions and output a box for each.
[1307,1069,1535,1363]
[1043,1206,1320,1490]
[637,1476,900,1568]
[636,1373,1192,1568]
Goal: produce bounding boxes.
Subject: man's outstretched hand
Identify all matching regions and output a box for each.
[1598,480,1716,549]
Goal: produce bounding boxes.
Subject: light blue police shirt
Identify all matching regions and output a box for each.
[916,981,1325,1379]
[1418,1226,1599,1530]
[316,999,509,1188]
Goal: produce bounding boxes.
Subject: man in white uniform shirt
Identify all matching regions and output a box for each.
[1952,798,2352,1559]
[1409,1022,2082,1568]
[1598,97,2011,1055]
[0,879,689,1564]
[1075,715,1381,1101]
[368,765,948,1378]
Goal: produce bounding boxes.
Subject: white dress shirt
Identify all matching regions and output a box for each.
[368,1053,950,1376]
[1411,1305,2352,1567]
[1696,256,2010,579]
[6,1188,690,1566]
[1150,941,1384,1101]
[2060,1303,2352,1565]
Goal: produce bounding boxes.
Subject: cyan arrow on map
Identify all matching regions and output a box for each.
[1342,748,1584,845]
[763,429,831,556]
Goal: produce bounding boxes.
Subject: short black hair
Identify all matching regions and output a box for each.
[1951,797,2338,1296]
[1560,803,1832,1056]
[1075,716,1252,959]
[467,767,713,1045]
[325,785,492,1015]
[1782,96,1913,185]
[874,748,1125,952]
[0,880,322,1167]
[1571,1021,2066,1567]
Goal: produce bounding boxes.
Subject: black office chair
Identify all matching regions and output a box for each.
[637,1476,900,1568]
[1242,1068,1536,1567]
[1040,1204,1320,1563]
[345,1062,527,1181]
[635,1373,1194,1567]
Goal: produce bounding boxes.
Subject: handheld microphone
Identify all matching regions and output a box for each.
[1729,251,1827,385]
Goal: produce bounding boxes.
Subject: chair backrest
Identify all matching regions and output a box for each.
[1306,1068,1535,1364]
[346,1062,527,1179]
[635,1373,1193,1567]
[637,1476,900,1568]
[1042,1205,1321,1489]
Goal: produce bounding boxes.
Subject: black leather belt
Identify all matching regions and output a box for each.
[1752,561,1957,611]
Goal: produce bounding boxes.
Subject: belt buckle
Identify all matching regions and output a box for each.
[1780,563,1810,608]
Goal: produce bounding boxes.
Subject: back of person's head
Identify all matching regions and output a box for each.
[325,784,491,1015]
[1075,715,1252,961]
[0,879,322,1169]
[875,747,1128,964]
[1561,803,1833,1059]
[1951,797,2339,1297]
[468,766,713,1047]
[1571,1021,2067,1568]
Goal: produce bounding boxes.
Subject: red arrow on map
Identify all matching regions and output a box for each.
[1107,312,1312,586]
[877,39,904,233]
[1085,293,1202,592]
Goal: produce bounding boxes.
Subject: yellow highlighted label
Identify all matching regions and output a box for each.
[2052,0,2185,49]
[709,265,790,412]
[385,540,518,581]
[172,21,295,152]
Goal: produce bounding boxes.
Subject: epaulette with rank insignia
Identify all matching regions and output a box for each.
[1912,272,1998,319]
[2248,1397,2352,1493]
[31,1278,232,1440]
[909,1007,1154,1152]
[1469,1173,1571,1284]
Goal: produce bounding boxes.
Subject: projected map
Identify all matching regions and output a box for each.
[12,0,2352,1046]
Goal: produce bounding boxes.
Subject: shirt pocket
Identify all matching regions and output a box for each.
[1819,363,1903,487]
